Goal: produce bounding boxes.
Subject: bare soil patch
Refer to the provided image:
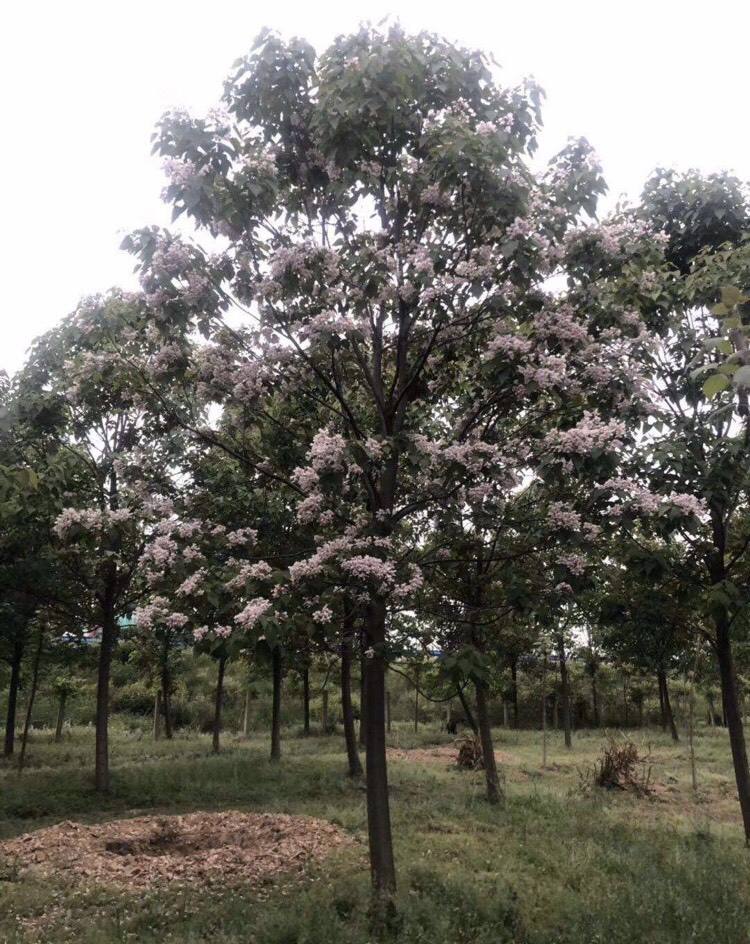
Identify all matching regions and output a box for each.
[0,811,354,890]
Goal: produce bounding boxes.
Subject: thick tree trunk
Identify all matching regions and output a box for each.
[18,629,44,772]
[3,639,23,757]
[364,598,396,905]
[456,685,479,735]
[475,677,502,804]
[557,635,572,749]
[212,653,226,754]
[55,690,68,743]
[658,668,679,742]
[715,618,750,843]
[341,624,363,778]
[94,610,118,792]
[161,637,173,739]
[302,665,310,736]
[270,647,282,761]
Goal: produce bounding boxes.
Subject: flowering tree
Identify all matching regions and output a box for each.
[117,24,675,904]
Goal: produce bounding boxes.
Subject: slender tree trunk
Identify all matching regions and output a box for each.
[502,700,509,728]
[270,647,282,761]
[637,699,644,728]
[552,693,559,731]
[55,690,68,743]
[3,640,23,757]
[386,688,391,733]
[341,624,363,778]
[18,629,44,772]
[707,692,716,727]
[363,598,396,906]
[475,677,502,804]
[161,636,173,739]
[456,685,479,735]
[715,617,750,843]
[212,653,226,754]
[590,666,600,728]
[558,635,572,749]
[413,663,419,733]
[302,665,310,736]
[153,689,161,740]
[95,609,118,792]
[510,657,519,728]
[243,686,251,736]
[658,668,679,742]
[359,650,367,749]
[623,676,629,726]
[658,671,667,730]
[541,651,548,769]
[322,688,329,732]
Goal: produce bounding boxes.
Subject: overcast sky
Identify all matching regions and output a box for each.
[2,0,748,373]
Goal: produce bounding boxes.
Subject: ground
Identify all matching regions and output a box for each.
[1,723,749,943]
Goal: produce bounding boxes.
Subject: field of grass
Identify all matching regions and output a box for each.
[1,721,749,943]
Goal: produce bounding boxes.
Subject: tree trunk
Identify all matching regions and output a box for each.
[18,629,44,772]
[359,650,367,749]
[715,617,750,843]
[658,671,667,730]
[623,676,629,726]
[658,668,679,742]
[322,688,329,732]
[413,664,419,733]
[510,656,519,728]
[95,610,118,792]
[707,692,716,727]
[541,651,548,769]
[456,685,479,735]
[341,624,363,778]
[3,639,23,757]
[502,700,509,728]
[270,647,282,761]
[386,688,391,733]
[243,686,251,736]
[302,665,310,736]
[590,666,600,727]
[160,636,173,739]
[55,690,68,742]
[212,653,226,754]
[475,677,502,804]
[153,689,161,741]
[557,635,572,749]
[364,598,396,906]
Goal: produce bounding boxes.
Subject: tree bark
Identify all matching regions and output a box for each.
[363,598,397,904]
[456,685,479,735]
[153,689,161,740]
[359,649,367,749]
[541,650,548,769]
[18,628,44,772]
[55,690,68,743]
[341,621,363,778]
[3,638,24,757]
[657,668,679,742]
[270,647,282,761]
[302,665,310,736]
[715,616,750,843]
[94,608,118,792]
[212,653,226,754]
[160,636,173,739]
[557,635,572,749]
[475,677,502,804]
[509,656,519,728]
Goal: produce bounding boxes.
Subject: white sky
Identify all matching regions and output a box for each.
[2,0,749,374]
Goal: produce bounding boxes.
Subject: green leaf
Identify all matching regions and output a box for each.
[721,285,746,307]
[703,373,730,398]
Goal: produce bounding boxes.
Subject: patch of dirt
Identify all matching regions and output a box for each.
[0,811,354,890]
[387,745,516,766]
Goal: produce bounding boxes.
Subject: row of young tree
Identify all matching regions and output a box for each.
[2,25,750,916]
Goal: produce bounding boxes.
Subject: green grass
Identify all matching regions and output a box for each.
[1,722,749,943]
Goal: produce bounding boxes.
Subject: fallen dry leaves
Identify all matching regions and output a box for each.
[0,811,354,890]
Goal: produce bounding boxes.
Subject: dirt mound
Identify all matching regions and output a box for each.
[0,811,354,890]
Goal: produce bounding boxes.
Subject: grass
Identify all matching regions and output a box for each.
[1,721,749,943]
